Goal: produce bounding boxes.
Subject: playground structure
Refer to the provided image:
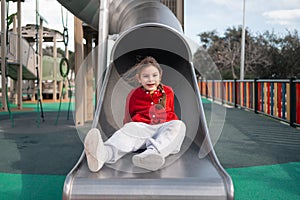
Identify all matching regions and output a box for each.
[1,25,67,100]
[58,0,234,199]
[1,2,70,112]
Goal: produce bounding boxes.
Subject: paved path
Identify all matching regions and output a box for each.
[204,103,300,168]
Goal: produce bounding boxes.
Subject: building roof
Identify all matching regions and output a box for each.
[19,24,64,43]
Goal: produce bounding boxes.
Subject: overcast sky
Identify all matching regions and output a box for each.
[7,0,300,50]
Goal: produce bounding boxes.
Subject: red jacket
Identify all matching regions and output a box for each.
[123,85,178,125]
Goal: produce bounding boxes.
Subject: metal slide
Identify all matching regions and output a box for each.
[59,0,234,199]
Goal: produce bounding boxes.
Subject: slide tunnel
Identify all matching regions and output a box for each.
[58,0,233,199]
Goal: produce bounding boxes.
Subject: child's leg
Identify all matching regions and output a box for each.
[132,148,165,171]
[85,122,155,172]
[84,128,108,172]
[104,122,156,163]
[132,120,186,171]
[145,120,186,157]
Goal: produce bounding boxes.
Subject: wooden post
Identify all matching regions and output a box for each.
[38,18,43,100]
[1,0,7,111]
[85,34,94,122]
[176,0,184,29]
[53,34,57,101]
[10,16,17,103]
[17,0,22,109]
[74,17,85,126]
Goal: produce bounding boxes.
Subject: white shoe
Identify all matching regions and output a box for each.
[132,149,165,171]
[84,128,107,172]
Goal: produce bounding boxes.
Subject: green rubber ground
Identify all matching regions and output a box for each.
[1,163,299,200]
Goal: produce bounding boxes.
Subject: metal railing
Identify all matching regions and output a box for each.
[198,78,300,127]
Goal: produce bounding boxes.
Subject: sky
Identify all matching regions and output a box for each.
[185,0,300,42]
[6,0,300,51]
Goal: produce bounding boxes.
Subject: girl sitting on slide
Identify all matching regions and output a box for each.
[84,56,186,172]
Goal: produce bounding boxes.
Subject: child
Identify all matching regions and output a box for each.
[84,56,186,172]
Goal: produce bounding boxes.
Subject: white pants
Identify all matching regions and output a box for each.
[104,120,186,163]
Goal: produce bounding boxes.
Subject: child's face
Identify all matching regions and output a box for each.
[137,65,161,92]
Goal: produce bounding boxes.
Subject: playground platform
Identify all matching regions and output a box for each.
[0,100,299,200]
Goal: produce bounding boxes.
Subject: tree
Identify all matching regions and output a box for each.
[244,32,272,78]
[280,30,300,78]
[197,30,219,50]
[197,27,300,79]
[198,27,244,79]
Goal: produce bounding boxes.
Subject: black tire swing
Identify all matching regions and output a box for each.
[59,57,70,78]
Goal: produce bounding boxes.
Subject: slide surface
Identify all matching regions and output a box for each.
[59,1,233,199]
